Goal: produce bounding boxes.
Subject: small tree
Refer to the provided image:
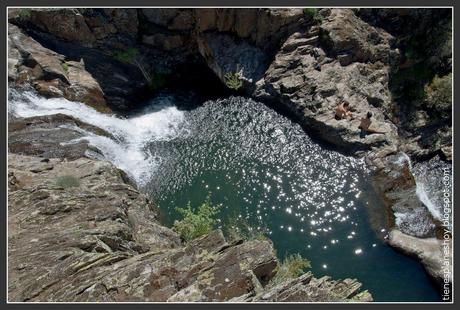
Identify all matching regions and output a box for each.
[224,72,243,90]
[173,194,219,241]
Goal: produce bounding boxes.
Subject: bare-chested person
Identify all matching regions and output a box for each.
[335,101,353,120]
[359,112,386,137]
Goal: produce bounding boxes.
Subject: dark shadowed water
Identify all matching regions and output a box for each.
[144,96,440,302]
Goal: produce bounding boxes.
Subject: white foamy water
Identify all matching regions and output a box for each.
[413,156,452,223]
[8,90,187,186]
[398,152,449,221]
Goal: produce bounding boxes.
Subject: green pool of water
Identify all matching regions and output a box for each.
[144,96,440,302]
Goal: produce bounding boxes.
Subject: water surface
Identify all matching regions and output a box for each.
[144,96,441,302]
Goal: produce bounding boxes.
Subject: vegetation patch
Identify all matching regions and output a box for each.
[303,8,323,23]
[18,8,31,20]
[173,194,219,241]
[224,71,243,90]
[269,253,311,286]
[389,63,434,103]
[61,63,69,73]
[55,175,80,189]
[424,73,452,118]
[113,48,138,64]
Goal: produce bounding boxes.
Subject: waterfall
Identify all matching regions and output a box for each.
[398,152,450,222]
[8,90,187,186]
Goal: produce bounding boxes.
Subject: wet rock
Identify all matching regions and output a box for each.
[372,153,437,238]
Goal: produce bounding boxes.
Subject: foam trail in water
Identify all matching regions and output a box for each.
[8,90,186,186]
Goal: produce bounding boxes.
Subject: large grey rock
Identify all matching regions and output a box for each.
[8,114,110,160]
[388,229,451,287]
[254,10,400,153]
[15,8,97,46]
[8,24,109,112]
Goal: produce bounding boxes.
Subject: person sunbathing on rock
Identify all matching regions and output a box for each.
[359,111,386,137]
[335,101,354,120]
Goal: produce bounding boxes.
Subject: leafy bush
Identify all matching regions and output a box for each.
[424,73,452,117]
[55,175,80,189]
[303,8,323,23]
[269,253,311,286]
[113,48,138,64]
[224,71,243,90]
[173,195,219,241]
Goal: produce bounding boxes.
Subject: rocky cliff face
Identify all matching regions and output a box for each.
[8,7,452,301]
[9,7,451,158]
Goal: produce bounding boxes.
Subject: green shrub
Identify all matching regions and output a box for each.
[303,8,323,23]
[18,8,31,19]
[424,73,452,117]
[224,71,243,90]
[113,48,138,64]
[173,195,219,241]
[61,63,69,73]
[269,253,311,286]
[55,175,80,189]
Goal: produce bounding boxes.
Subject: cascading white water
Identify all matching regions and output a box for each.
[413,155,452,224]
[8,90,187,186]
[398,152,450,222]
